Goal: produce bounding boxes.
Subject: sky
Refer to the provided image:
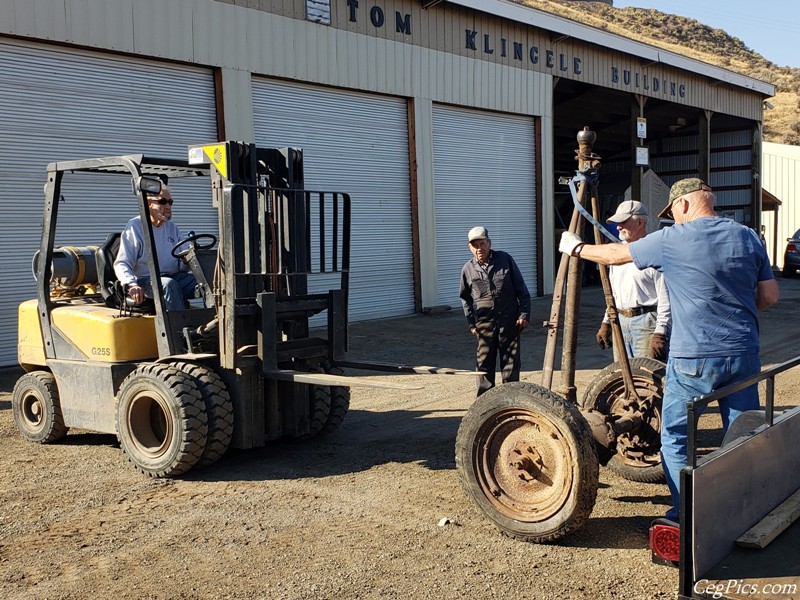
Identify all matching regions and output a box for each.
[611,1,799,68]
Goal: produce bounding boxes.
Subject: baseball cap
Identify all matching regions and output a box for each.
[468,226,489,242]
[659,178,712,219]
[607,200,648,223]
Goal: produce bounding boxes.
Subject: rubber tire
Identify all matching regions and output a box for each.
[319,363,350,436]
[303,384,332,439]
[169,361,234,468]
[116,363,208,477]
[293,362,332,440]
[12,371,69,443]
[455,382,599,543]
[581,357,666,483]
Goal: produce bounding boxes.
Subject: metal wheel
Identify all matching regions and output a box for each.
[116,363,208,477]
[12,371,69,443]
[169,361,234,468]
[456,382,599,543]
[581,357,666,483]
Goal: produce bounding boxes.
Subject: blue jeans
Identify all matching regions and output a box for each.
[616,311,657,361]
[138,272,197,311]
[661,352,760,520]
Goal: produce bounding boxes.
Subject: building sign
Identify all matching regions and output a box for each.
[465,30,583,75]
[344,1,687,98]
[347,0,412,34]
[637,117,647,138]
[635,146,649,167]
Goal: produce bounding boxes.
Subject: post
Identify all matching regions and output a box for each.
[559,128,597,403]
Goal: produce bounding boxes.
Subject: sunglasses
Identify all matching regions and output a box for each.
[151,198,173,205]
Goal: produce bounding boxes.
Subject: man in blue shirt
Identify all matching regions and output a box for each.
[559,178,779,522]
[460,226,531,397]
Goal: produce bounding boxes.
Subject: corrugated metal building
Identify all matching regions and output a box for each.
[0,0,775,366]
[762,142,800,270]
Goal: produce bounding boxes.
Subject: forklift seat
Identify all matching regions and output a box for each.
[95,232,155,313]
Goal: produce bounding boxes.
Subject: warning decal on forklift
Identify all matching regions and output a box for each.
[203,144,227,178]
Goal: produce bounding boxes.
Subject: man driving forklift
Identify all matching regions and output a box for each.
[113,182,197,310]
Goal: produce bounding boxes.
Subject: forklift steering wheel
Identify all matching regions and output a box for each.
[171,233,217,258]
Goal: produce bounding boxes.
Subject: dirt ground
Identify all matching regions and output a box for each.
[1,279,799,600]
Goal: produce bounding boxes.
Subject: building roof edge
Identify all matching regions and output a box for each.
[446,0,776,97]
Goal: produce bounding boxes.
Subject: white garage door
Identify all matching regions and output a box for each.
[432,104,537,308]
[251,78,413,322]
[0,40,218,366]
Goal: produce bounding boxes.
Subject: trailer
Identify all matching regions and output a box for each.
[652,355,800,600]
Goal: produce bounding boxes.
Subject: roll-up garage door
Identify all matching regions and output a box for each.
[0,40,217,366]
[432,104,537,308]
[251,78,413,322]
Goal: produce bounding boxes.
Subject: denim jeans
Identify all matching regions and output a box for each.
[138,272,197,311]
[661,352,760,520]
[614,311,657,361]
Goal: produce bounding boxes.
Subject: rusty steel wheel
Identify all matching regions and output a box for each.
[581,357,666,483]
[456,382,599,543]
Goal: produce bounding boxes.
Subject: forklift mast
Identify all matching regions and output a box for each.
[194,141,350,374]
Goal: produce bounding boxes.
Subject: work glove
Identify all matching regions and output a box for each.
[559,232,584,256]
[649,333,668,362]
[596,322,612,349]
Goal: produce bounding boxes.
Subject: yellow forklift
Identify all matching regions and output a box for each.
[14,141,469,477]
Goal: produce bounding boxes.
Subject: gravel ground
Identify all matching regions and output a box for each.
[1,279,798,600]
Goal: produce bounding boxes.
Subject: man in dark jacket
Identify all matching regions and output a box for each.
[460,226,531,397]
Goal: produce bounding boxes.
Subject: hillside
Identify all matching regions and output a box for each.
[526,0,800,145]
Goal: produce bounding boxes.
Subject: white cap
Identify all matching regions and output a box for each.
[607,200,648,223]
[468,226,489,242]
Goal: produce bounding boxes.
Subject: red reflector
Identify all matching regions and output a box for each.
[649,523,680,563]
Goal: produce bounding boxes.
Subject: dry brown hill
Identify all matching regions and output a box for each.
[526,0,800,145]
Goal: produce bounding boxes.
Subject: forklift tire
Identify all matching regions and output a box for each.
[320,365,350,436]
[12,371,69,443]
[116,364,208,478]
[455,382,599,543]
[169,362,234,468]
[581,357,666,484]
[300,385,331,439]
[292,362,333,440]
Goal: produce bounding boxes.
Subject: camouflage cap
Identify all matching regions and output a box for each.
[658,178,712,219]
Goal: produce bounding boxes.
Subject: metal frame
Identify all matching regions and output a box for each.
[39,155,213,361]
[678,355,800,599]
